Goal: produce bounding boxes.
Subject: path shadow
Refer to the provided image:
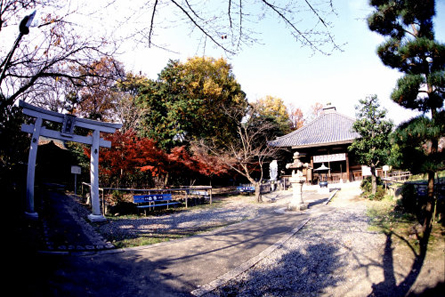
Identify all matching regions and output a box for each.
[8,195,192,296]
[210,242,343,296]
[19,246,198,297]
[307,197,329,207]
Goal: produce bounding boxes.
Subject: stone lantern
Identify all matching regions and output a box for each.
[286,152,308,211]
[314,163,330,194]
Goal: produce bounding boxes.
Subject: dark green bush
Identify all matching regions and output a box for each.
[108,190,137,215]
[360,176,385,200]
[398,183,418,213]
[394,182,445,225]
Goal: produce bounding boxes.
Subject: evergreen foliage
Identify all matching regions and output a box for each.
[368,0,445,230]
[349,95,393,194]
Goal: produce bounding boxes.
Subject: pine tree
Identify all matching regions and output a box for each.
[368,0,445,231]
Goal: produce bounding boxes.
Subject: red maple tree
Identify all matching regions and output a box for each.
[85,130,227,187]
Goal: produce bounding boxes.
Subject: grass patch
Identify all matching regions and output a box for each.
[108,197,227,218]
[367,197,415,232]
[112,233,186,248]
[366,195,445,250]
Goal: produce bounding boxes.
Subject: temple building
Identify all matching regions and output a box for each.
[270,105,362,184]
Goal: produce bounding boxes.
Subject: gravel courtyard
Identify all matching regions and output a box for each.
[27,183,444,296]
[203,185,445,297]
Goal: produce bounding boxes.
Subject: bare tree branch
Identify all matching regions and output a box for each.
[169,0,236,55]
[148,0,158,46]
[197,104,282,202]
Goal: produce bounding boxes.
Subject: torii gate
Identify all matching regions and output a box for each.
[19,101,122,222]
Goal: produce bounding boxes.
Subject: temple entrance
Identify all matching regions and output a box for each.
[20,101,121,221]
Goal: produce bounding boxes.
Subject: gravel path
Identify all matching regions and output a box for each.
[96,190,333,246]
[203,185,445,297]
[204,190,379,297]
[95,193,297,246]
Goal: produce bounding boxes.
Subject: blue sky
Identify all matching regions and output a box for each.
[119,0,445,126]
[5,1,442,125]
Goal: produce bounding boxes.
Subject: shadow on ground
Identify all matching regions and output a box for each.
[209,242,343,296]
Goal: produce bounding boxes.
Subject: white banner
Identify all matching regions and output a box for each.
[313,153,346,163]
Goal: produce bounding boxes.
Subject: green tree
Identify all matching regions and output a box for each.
[368,0,445,231]
[348,95,393,195]
[137,57,248,150]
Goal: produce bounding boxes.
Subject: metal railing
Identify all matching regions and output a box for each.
[81,183,212,214]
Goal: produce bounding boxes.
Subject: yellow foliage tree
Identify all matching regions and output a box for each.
[251,95,291,134]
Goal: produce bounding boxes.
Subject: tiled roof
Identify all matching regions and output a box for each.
[270,109,360,148]
[38,137,67,150]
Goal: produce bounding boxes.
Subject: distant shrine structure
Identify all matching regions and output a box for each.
[269,105,362,184]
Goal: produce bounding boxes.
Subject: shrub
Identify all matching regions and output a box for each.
[360,177,372,194]
[107,190,137,215]
[360,176,385,200]
[398,183,417,213]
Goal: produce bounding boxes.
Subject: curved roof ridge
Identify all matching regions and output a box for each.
[332,110,357,122]
[273,111,328,142]
[270,109,359,148]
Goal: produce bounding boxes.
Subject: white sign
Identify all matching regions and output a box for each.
[362,165,372,176]
[71,165,81,175]
[313,153,346,163]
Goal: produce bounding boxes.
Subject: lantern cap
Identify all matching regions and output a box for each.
[314,163,330,171]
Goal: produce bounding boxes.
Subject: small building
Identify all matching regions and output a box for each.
[270,105,362,184]
[36,137,75,186]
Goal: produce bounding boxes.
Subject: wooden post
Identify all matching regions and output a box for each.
[310,156,314,184]
[25,117,42,219]
[346,153,350,182]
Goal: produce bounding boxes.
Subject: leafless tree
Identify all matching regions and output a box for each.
[0,1,119,112]
[198,106,281,202]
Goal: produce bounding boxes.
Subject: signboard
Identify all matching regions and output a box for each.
[71,165,81,175]
[362,165,372,176]
[134,194,172,203]
[269,160,278,181]
[61,114,76,137]
[313,153,346,163]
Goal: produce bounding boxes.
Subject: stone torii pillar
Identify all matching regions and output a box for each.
[20,101,122,222]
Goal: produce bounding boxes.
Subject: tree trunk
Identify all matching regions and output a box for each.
[423,171,435,233]
[423,112,438,233]
[254,182,263,203]
[371,166,377,195]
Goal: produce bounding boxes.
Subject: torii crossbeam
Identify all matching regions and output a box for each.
[19,101,122,222]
